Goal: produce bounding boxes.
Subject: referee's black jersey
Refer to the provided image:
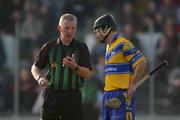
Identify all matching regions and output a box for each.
[34,39,92,90]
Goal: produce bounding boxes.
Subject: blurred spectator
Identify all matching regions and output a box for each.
[146,0,157,20]
[156,18,179,69]
[174,40,180,66]
[0,66,14,112]
[84,33,96,53]
[93,55,105,119]
[20,12,43,60]
[0,0,14,34]
[63,0,86,30]
[19,63,37,112]
[39,0,65,38]
[177,7,180,32]
[91,42,106,65]
[122,23,143,50]
[0,68,8,112]
[153,11,164,32]
[167,41,180,113]
[83,55,105,120]
[0,37,6,66]
[160,0,177,19]
[82,76,99,120]
[38,4,55,43]
[103,0,124,14]
[139,13,154,32]
[21,12,43,43]
[119,1,140,30]
[155,18,179,98]
[144,0,163,32]
[31,47,40,63]
[31,88,42,115]
[22,0,39,16]
[167,67,180,114]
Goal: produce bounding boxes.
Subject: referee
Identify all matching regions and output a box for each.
[31,13,92,120]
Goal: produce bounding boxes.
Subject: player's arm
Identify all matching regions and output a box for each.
[73,64,92,79]
[31,44,49,87]
[31,64,43,81]
[31,64,48,87]
[75,43,92,79]
[128,58,148,98]
[122,41,148,98]
[132,58,148,85]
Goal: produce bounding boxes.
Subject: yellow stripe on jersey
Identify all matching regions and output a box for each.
[104,35,145,91]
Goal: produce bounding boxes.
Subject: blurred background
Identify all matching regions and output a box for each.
[0,0,180,120]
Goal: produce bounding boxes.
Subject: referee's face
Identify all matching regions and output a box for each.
[58,19,77,44]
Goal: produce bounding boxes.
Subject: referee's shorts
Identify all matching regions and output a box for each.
[41,88,83,120]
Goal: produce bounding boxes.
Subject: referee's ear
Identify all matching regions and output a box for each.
[57,25,61,32]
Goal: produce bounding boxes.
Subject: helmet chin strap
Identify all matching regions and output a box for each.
[99,27,112,43]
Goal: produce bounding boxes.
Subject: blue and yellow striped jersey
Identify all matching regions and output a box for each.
[104,34,145,91]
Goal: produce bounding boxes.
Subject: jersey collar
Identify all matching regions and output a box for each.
[57,38,75,47]
[57,38,60,44]
[110,33,121,43]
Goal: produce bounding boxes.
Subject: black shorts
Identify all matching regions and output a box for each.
[41,88,83,120]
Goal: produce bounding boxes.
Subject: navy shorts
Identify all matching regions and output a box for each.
[102,89,136,120]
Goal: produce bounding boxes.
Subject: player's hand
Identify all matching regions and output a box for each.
[126,84,136,105]
[105,98,121,109]
[62,54,78,70]
[38,77,48,87]
[127,83,136,97]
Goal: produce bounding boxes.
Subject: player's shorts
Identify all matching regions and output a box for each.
[102,89,136,120]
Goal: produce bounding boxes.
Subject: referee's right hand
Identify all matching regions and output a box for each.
[38,77,48,87]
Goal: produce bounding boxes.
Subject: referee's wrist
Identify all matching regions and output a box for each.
[37,75,43,81]
[74,64,79,71]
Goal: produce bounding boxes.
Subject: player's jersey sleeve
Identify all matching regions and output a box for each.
[34,44,49,69]
[122,41,145,69]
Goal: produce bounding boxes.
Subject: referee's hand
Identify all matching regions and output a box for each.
[38,77,48,87]
[62,54,77,70]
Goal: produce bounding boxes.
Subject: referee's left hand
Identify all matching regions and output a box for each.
[38,77,48,88]
[62,54,78,70]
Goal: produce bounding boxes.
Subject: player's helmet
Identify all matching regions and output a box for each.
[93,14,117,31]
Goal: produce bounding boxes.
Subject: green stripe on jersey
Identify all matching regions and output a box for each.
[54,46,62,89]
[49,48,54,86]
[72,72,77,89]
[63,66,69,89]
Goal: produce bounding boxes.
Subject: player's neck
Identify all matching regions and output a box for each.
[107,31,118,44]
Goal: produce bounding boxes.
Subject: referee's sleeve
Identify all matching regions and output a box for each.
[34,44,48,69]
[78,43,92,70]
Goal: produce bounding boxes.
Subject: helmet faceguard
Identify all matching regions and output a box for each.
[93,14,117,43]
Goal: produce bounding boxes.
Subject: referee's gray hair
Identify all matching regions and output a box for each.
[59,13,77,25]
